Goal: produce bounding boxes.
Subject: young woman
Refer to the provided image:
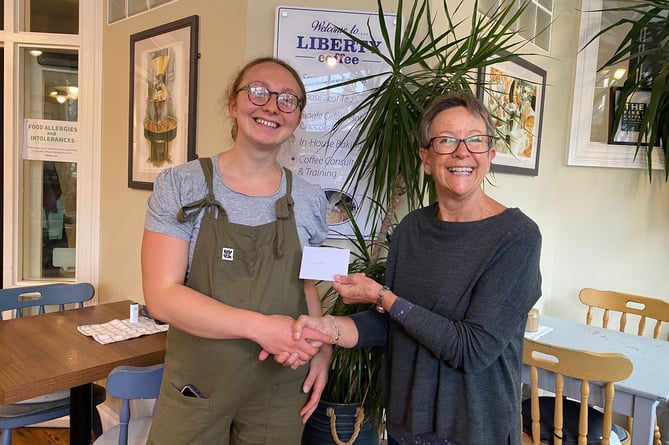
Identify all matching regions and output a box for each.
[142,57,331,444]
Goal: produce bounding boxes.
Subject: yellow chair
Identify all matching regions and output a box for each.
[522,338,632,445]
[579,288,669,340]
[579,287,669,444]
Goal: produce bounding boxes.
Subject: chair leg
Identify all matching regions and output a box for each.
[653,421,662,445]
[92,407,103,438]
[0,429,12,445]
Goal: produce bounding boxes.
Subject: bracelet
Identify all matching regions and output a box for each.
[326,315,340,345]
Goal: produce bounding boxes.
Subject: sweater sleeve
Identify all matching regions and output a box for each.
[351,309,388,347]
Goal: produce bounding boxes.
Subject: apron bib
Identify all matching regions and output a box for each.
[148,157,309,445]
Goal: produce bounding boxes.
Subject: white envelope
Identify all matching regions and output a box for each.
[299,246,350,281]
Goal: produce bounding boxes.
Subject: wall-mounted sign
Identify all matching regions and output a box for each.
[23,118,78,162]
[275,6,396,238]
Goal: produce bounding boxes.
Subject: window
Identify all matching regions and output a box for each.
[108,0,176,24]
[21,48,79,279]
[478,0,553,52]
[26,0,78,34]
[2,1,101,285]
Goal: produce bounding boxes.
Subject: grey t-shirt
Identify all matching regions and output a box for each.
[144,154,328,275]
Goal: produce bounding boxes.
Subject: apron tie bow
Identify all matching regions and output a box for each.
[177,193,223,223]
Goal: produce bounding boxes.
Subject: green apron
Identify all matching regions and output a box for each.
[148,157,309,445]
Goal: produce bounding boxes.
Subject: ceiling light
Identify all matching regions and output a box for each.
[67,86,79,100]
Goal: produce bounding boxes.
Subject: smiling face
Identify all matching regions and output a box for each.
[228,61,303,150]
[419,106,496,202]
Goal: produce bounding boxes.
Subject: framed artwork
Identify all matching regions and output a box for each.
[477,53,547,176]
[128,15,199,190]
[567,0,663,170]
[608,87,652,145]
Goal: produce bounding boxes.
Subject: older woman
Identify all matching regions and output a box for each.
[296,91,542,444]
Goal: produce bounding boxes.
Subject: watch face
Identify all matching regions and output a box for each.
[376,286,389,313]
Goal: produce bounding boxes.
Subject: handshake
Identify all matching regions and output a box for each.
[257,313,341,370]
[257,272,377,369]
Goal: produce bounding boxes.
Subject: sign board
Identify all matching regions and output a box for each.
[275,6,396,238]
[23,118,78,162]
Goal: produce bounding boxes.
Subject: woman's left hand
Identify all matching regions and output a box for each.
[333,273,381,305]
[299,345,332,423]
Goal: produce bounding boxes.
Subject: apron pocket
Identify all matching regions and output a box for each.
[149,377,214,445]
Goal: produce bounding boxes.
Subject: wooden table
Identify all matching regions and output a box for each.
[523,315,669,445]
[0,300,166,445]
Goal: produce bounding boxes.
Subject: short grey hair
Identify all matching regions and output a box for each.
[418,92,495,148]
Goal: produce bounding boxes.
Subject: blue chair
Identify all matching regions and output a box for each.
[0,283,107,445]
[93,364,164,445]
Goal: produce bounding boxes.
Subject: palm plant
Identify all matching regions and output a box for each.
[307,0,539,440]
[586,0,668,179]
[320,0,535,263]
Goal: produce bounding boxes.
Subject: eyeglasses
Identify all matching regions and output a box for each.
[236,82,303,113]
[428,135,494,155]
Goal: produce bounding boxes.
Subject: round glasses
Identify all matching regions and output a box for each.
[236,82,303,113]
[428,135,493,155]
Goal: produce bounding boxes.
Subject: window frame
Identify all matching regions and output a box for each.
[566,0,664,170]
[2,0,102,286]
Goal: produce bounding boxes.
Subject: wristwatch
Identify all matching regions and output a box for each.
[375,286,390,313]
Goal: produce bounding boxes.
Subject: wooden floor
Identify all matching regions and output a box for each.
[11,427,70,445]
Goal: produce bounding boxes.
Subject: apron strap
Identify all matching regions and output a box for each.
[176,157,224,223]
[274,168,295,258]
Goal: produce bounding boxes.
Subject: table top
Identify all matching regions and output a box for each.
[530,315,669,402]
[0,300,166,404]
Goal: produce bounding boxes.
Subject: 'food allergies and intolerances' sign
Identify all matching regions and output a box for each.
[274,6,396,238]
[24,118,78,162]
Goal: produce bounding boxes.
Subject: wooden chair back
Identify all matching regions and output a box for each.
[579,288,669,341]
[579,287,668,444]
[522,338,633,445]
[0,283,95,319]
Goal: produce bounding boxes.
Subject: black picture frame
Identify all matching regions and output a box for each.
[128,15,199,190]
[608,87,652,146]
[477,52,546,176]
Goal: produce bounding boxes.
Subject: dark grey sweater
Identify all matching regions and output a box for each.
[352,205,542,444]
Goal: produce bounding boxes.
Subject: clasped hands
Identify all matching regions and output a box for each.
[256,314,337,369]
[258,273,378,369]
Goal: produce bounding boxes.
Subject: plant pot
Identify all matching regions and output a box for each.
[302,400,379,445]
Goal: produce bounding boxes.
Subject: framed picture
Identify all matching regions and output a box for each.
[477,53,546,176]
[567,0,663,171]
[608,87,652,145]
[128,15,199,190]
